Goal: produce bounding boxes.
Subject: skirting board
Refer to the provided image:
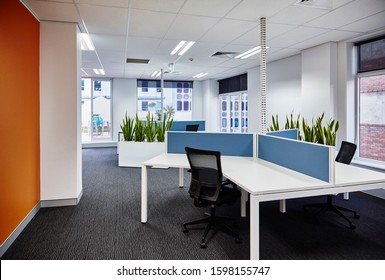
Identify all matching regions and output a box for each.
[40,189,83,208]
[0,202,40,257]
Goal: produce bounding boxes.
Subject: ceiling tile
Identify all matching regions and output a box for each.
[291,29,362,50]
[75,0,129,7]
[164,14,220,41]
[128,9,176,38]
[91,34,126,52]
[304,0,385,29]
[340,11,385,33]
[225,0,295,21]
[200,18,258,43]
[268,26,330,48]
[131,0,185,13]
[180,0,241,18]
[23,0,80,22]
[269,5,329,26]
[78,4,128,35]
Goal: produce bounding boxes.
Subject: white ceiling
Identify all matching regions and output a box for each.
[22,0,385,80]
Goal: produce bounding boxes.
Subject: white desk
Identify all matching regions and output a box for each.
[141,153,385,260]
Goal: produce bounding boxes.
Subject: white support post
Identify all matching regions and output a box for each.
[260,17,267,135]
[141,165,148,223]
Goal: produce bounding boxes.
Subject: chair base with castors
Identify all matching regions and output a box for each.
[303,195,360,229]
[182,205,242,248]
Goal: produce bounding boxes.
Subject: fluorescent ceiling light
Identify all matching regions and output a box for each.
[234,46,269,59]
[93,68,105,75]
[170,40,195,56]
[81,68,89,76]
[151,70,161,77]
[81,33,95,51]
[193,72,208,78]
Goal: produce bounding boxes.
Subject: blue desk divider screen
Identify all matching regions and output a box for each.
[167,132,254,157]
[258,134,331,182]
[170,121,205,131]
[267,129,298,140]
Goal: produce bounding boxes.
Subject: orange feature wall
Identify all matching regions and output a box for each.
[0,0,40,245]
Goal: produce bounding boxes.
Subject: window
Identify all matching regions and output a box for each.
[220,92,248,133]
[356,36,385,163]
[81,78,112,142]
[137,80,193,121]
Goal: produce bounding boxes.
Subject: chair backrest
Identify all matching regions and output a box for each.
[335,141,357,164]
[186,124,199,131]
[185,147,222,204]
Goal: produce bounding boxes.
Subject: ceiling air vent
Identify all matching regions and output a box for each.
[126,58,150,64]
[211,51,238,59]
[294,0,333,10]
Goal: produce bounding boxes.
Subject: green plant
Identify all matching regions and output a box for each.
[155,112,174,142]
[323,118,339,146]
[285,112,301,140]
[302,118,315,143]
[267,111,339,146]
[120,112,134,141]
[267,114,280,132]
[155,105,175,121]
[314,113,325,145]
[144,113,157,142]
[133,114,145,142]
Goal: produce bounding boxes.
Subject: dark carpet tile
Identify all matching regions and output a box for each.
[2,147,385,260]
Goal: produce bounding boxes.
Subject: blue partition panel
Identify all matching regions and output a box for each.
[170,121,205,131]
[167,132,254,156]
[258,134,331,182]
[267,129,298,140]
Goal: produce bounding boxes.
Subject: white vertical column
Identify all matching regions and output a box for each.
[260,17,267,135]
[40,21,82,206]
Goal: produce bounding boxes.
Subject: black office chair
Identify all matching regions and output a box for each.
[303,141,359,229]
[183,147,242,248]
[186,124,199,131]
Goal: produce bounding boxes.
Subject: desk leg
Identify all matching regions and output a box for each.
[241,189,248,217]
[179,168,184,188]
[141,164,148,224]
[249,195,260,260]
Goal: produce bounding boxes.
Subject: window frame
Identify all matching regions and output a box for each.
[355,68,385,169]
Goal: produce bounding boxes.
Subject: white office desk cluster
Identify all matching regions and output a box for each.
[141,130,385,260]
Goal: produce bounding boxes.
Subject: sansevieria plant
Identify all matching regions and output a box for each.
[120,112,134,141]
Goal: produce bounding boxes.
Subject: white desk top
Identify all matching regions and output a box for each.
[143,153,385,197]
[143,153,330,195]
[335,162,385,187]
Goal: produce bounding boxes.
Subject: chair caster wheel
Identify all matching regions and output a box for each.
[200,242,207,249]
[182,227,188,234]
[354,214,360,219]
[349,223,356,230]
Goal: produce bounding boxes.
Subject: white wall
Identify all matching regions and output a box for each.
[202,79,219,132]
[337,41,356,146]
[112,78,137,141]
[40,21,82,205]
[301,42,338,121]
[192,80,204,120]
[248,54,302,132]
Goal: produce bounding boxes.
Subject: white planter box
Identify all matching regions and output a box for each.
[118,141,166,167]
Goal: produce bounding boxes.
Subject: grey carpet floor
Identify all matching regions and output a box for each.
[2,147,385,260]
